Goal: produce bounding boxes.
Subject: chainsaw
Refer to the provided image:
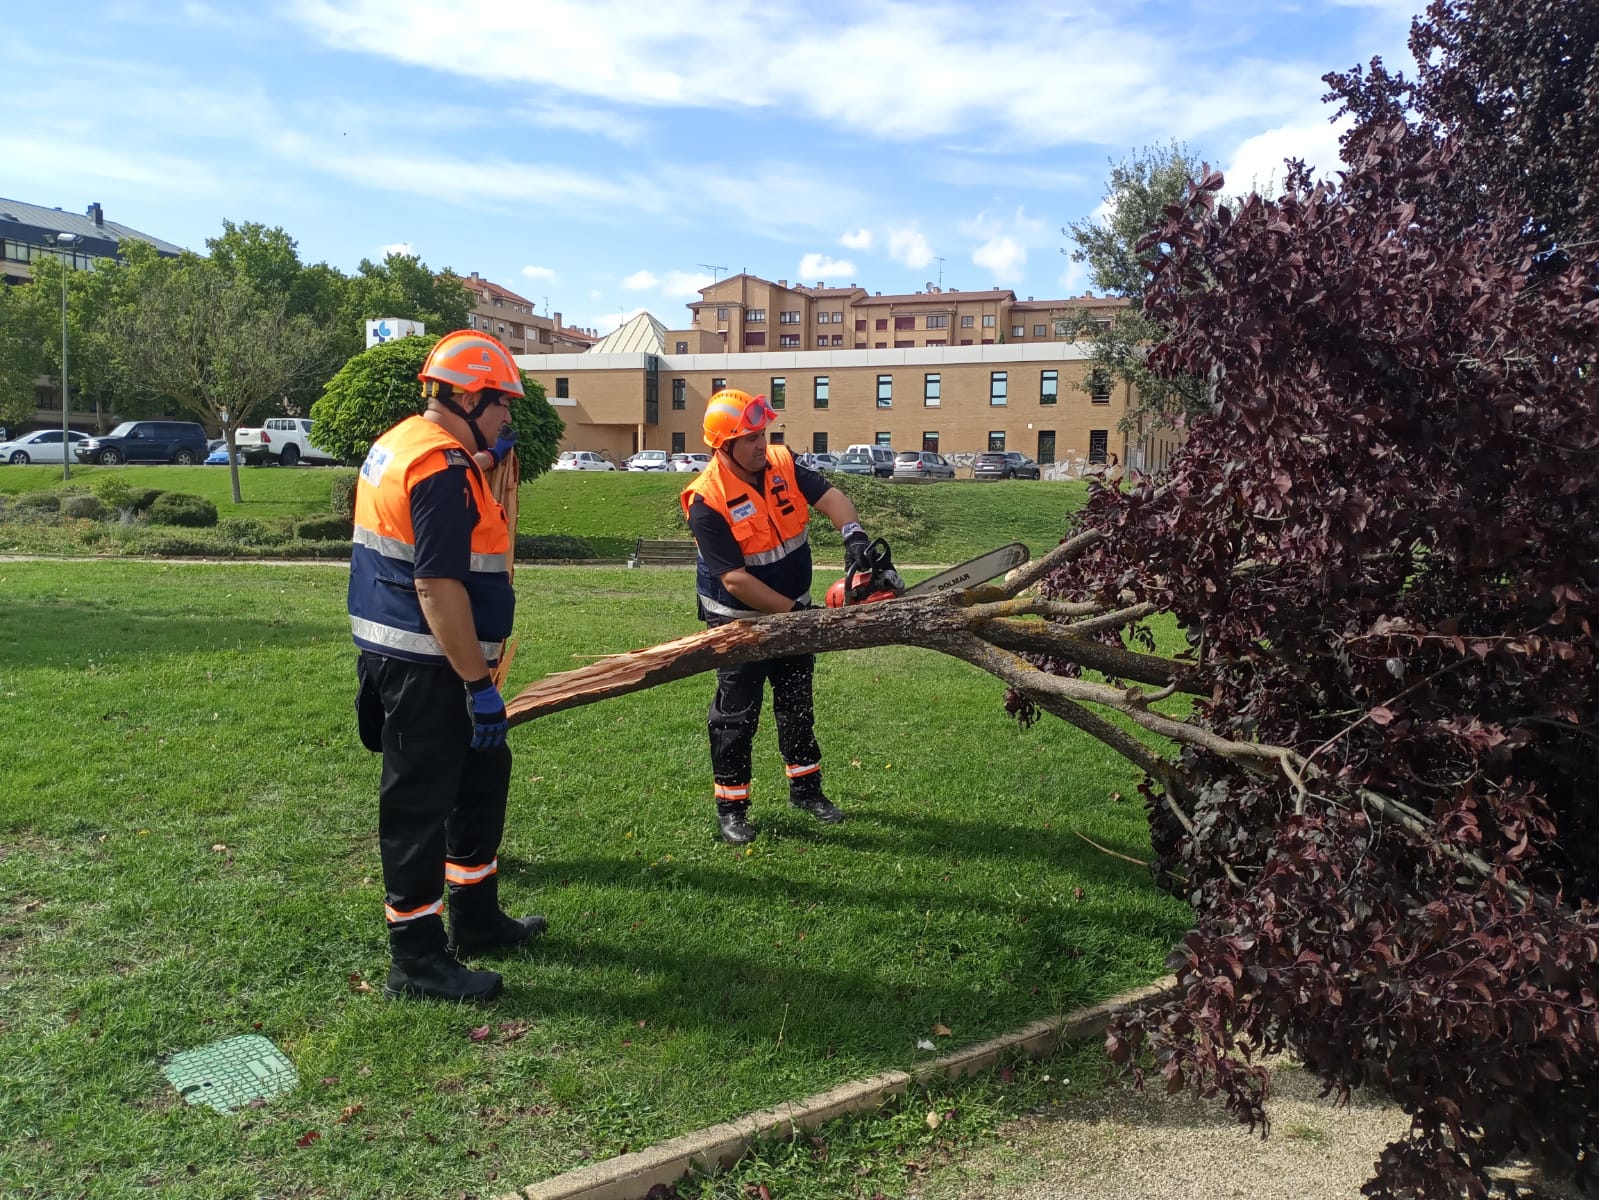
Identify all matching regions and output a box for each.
[824,538,1030,607]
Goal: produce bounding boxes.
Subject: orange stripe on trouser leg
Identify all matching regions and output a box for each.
[714,783,750,801]
[444,858,498,886]
[385,898,443,924]
[785,762,820,778]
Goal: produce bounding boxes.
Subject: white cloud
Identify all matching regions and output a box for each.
[662,270,714,297]
[622,269,660,290]
[840,228,874,250]
[797,253,855,282]
[379,242,414,257]
[521,265,558,280]
[1221,114,1352,197]
[972,236,1027,284]
[886,225,934,270]
[512,100,650,145]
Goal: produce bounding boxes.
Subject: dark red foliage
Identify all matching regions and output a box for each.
[1043,3,1599,1195]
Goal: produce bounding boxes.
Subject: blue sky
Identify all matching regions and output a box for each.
[6,0,1417,336]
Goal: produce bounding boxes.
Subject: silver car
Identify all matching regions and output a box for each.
[892,450,956,481]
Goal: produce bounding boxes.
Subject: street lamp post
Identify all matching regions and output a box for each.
[49,233,79,482]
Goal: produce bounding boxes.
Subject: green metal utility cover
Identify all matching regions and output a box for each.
[164,1034,298,1113]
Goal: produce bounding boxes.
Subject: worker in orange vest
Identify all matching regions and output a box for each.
[349,330,542,1003]
[681,388,878,844]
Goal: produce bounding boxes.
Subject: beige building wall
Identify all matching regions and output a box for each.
[519,344,1140,469]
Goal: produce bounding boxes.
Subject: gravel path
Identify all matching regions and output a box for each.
[909,1059,1581,1200]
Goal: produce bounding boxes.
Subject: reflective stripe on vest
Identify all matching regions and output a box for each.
[348,415,513,665]
[697,590,813,619]
[682,444,814,619]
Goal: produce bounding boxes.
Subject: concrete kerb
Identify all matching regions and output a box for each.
[499,977,1177,1200]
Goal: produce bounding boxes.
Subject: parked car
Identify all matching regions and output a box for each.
[892,450,956,481]
[204,439,241,466]
[75,420,209,465]
[0,428,89,465]
[795,452,841,472]
[973,451,1042,481]
[670,452,711,473]
[553,451,616,471]
[835,451,875,476]
[234,417,338,467]
[627,449,671,471]
[844,444,897,478]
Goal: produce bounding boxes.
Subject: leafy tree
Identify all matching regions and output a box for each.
[310,335,563,476]
[0,277,51,429]
[1060,143,1212,437]
[111,253,334,503]
[337,253,475,359]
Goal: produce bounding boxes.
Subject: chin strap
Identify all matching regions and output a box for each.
[427,382,492,454]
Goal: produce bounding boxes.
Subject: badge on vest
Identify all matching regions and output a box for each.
[444,448,471,468]
[361,443,393,485]
[729,498,758,522]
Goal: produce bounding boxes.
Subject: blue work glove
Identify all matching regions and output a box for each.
[464,676,508,752]
[488,427,517,468]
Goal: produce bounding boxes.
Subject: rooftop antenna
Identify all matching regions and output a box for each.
[935,256,946,288]
[699,263,728,283]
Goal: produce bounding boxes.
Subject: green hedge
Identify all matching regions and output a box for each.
[147,493,219,528]
[295,515,353,541]
[217,516,294,546]
[14,493,60,512]
[330,469,359,518]
[61,495,104,519]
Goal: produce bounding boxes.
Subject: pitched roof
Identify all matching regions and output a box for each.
[586,311,667,353]
[462,273,537,307]
[1011,295,1130,311]
[0,196,185,256]
[854,288,1015,305]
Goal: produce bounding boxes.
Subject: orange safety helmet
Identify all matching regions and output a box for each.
[702,388,777,450]
[418,331,525,399]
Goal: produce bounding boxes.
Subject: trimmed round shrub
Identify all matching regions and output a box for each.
[61,495,104,519]
[147,492,218,528]
[514,533,594,561]
[129,488,165,513]
[14,493,61,512]
[330,469,359,518]
[295,515,353,541]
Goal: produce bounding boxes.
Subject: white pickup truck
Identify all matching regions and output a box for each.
[234,417,338,467]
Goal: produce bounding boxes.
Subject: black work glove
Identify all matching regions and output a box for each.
[464,676,508,752]
[842,526,872,575]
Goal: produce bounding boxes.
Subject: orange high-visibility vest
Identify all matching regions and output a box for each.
[680,444,812,619]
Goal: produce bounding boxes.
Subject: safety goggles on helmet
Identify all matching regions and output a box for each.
[703,388,778,450]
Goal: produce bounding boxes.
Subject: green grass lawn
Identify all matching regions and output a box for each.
[0,464,1086,567]
[0,561,1186,1200]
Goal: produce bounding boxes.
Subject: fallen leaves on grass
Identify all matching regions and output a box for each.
[335,1104,363,1124]
[931,1023,952,1037]
[498,1020,531,1042]
[469,1026,492,1042]
[347,973,374,994]
[295,1130,321,1148]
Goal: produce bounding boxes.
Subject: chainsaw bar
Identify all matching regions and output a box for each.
[902,541,1030,598]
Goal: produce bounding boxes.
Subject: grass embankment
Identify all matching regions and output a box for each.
[0,562,1186,1200]
[0,465,1086,566]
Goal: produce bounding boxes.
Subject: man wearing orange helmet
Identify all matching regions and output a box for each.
[348,330,544,1004]
[681,388,877,844]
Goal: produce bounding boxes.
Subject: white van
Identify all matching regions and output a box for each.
[845,444,896,478]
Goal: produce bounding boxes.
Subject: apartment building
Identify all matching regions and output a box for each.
[685,272,1125,353]
[460,272,598,355]
[0,197,184,287]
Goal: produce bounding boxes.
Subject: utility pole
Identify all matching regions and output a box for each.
[698,263,727,283]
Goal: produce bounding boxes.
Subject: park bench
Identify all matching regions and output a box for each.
[628,538,698,568]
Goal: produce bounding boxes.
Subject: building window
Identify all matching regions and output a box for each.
[924,373,940,406]
[716,306,728,320]
[675,340,689,354]
[894,340,913,348]
[875,432,893,447]
[813,431,828,452]
[1011,324,1025,337]
[855,319,867,331]
[672,431,686,454]
[1090,370,1112,403]
[960,315,974,328]
[556,377,569,399]
[875,318,888,331]
[672,378,686,410]
[1040,370,1058,405]
[922,431,939,452]
[712,377,726,391]
[770,377,786,409]
[743,332,766,347]
[1089,429,1109,463]
[816,337,828,348]
[981,338,994,345]
[855,342,866,349]
[990,371,1007,405]
[876,374,892,408]
[748,309,766,323]
[830,310,843,323]
[814,376,829,408]
[780,310,801,324]
[989,430,1006,452]
[894,316,914,330]
[1037,429,1056,464]
[927,339,946,346]
[926,314,948,329]
[780,334,800,347]
[830,334,843,346]
[1033,324,1047,337]
[960,339,972,346]
[770,430,784,445]
[982,314,996,327]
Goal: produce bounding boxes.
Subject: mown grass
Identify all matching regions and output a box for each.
[0,561,1187,1200]
[0,464,1087,567]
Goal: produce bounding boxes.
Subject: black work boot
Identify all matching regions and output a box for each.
[717,801,760,844]
[384,953,504,1003]
[790,788,845,824]
[447,877,548,958]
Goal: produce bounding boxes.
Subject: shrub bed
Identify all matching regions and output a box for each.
[147,493,217,528]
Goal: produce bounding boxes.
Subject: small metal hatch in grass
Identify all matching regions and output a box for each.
[163,1034,298,1113]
